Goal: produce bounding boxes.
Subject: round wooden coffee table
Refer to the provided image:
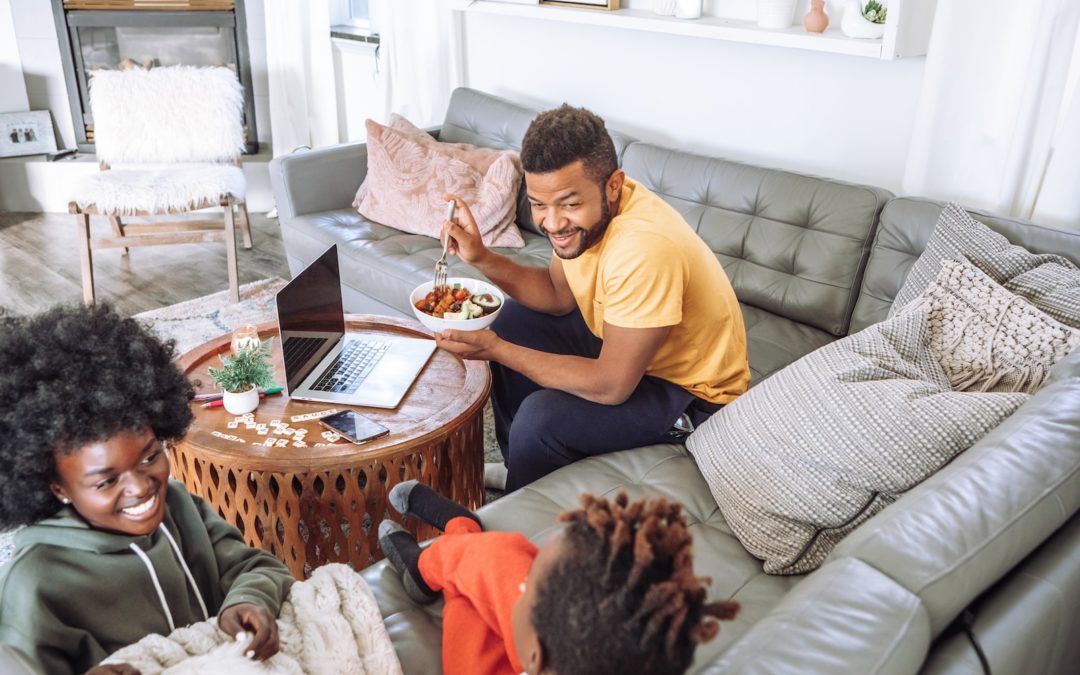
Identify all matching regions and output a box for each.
[171,315,489,579]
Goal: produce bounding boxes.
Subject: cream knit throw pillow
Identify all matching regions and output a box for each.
[901,258,1080,394]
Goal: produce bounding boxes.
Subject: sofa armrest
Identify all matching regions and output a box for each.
[268,126,442,221]
[269,142,370,220]
[705,558,930,675]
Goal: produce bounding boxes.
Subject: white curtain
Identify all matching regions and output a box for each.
[902,0,1080,230]
[371,0,465,127]
[264,0,341,156]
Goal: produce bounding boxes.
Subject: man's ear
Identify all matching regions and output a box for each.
[606,169,625,206]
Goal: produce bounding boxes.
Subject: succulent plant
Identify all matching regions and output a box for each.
[862,0,887,24]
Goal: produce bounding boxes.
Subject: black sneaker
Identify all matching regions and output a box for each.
[388,480,482,532]
[377,520,439,605]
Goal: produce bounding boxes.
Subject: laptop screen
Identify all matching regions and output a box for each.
[276,245,346,392]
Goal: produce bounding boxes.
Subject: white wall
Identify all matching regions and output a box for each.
[460,9,925,194]
[0,0,30,113]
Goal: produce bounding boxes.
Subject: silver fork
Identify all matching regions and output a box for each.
[433,200,456,289]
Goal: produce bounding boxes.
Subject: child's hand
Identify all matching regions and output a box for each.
[86,664,141,675]
[218,602,280,661]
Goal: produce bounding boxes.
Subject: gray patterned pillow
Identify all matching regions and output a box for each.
[901,258,1079,394]
[890,202,1080,327]
[687,308,1028,575]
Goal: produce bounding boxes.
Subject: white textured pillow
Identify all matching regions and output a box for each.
[687,308,1028,575]
[891,202,1080,327]
[901,258,1079,394]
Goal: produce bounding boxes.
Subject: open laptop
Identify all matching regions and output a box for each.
[275,244,436,408]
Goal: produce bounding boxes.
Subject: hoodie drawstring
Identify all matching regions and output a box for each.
[127,523,210,633]
[128,542,176,632]
[158,523,209,621]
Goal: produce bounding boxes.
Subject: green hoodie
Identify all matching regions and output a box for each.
[0,480,294,675]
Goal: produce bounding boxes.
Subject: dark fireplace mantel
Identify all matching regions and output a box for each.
[52,0,258,154]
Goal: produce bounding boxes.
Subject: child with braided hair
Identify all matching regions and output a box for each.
[379,481,738,675]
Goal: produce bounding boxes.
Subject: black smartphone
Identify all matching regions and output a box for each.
[319,411,390,444]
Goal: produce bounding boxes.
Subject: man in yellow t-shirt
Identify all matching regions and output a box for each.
[435,104,749,492]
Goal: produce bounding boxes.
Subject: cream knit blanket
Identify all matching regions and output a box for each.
[102,564,402,675]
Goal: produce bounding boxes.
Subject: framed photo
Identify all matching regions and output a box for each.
[0,111,58,158]
[540,0,620,9]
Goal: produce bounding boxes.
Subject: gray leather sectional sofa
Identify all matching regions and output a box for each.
[269,88,1080,674]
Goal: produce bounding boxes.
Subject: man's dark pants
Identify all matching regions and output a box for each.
[490,299,721,492]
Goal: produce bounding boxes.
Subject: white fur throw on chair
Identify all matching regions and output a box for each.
[72,165,246,215]
[90,65,245,164]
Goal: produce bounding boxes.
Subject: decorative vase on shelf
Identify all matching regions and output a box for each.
[757,0,799,30]
[840,0,887,39]
[804,0,829,33]
[674,0,702,19]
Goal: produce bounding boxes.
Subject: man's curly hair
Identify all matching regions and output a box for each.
[0,303,193,530]
[532,493,739,675]
[520,104,618,189]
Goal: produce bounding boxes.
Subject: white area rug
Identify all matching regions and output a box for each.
[0,278,501,567]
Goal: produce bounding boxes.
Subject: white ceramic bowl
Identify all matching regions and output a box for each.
[410,277,505,332]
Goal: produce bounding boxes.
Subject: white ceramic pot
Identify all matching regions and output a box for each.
[223,386,260,415]
[757,0,798,29]
[674,0,702,19]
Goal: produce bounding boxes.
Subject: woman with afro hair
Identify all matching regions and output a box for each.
[0,304,294,675]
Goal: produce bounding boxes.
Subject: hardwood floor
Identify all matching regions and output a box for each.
[0,211,292,316]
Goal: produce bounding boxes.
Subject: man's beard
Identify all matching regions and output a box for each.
[549,197,613,260]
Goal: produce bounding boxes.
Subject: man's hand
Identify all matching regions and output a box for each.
[218,602,280,661]
[442,193,490,265]
[86,664,141,675]
[435,328,502,361]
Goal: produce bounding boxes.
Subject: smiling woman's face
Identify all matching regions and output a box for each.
[50,427,169,536]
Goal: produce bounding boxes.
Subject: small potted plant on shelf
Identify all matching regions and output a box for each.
[840,0,887,39]
[208,339,276,414]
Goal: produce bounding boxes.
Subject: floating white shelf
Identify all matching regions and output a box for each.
[462,1,937,60]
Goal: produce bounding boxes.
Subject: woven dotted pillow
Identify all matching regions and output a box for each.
[900,257,1080,394]
[890,202,1080,328]
[687,307,1027,575]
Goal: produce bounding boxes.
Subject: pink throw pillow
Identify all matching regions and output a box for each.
[353,114,525,248]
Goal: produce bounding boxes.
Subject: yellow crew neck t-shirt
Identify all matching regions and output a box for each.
[558,177,750,404]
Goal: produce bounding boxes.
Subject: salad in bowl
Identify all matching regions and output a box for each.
[410,277,504,332]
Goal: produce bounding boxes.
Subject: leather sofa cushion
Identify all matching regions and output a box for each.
[364,443,803,674]
[705,558,930,675]
[829,351,1080,637]
[740,304,836,383]
[620,142,891,337]
[850,197,1080,334]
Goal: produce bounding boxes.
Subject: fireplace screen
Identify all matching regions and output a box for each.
[53,1,258,154]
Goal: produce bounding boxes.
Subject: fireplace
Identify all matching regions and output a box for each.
[52,0,258,154]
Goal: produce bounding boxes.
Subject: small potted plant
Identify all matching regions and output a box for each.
[208,339,276,414]
[840,0,887,39]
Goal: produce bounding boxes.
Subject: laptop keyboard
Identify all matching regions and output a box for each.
[310,340,391,394]
[282,336,327,375]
